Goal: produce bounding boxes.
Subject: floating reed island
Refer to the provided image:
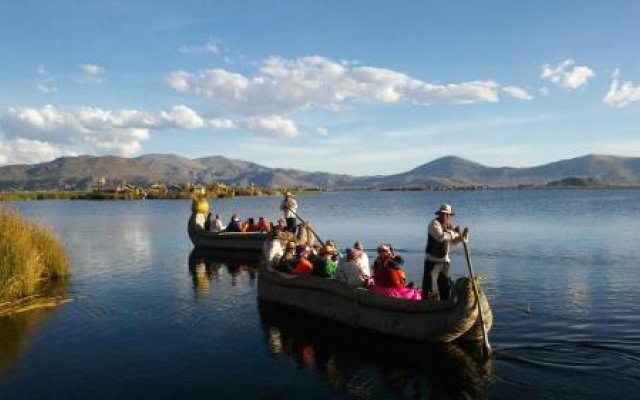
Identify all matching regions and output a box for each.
[0,207,70,315]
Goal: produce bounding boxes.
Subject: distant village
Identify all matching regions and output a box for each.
[87,176,295,199]
[88,176,227,199]
[0,176,305,201]
[0,174,611,202]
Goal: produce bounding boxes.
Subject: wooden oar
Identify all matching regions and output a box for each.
[462,236,492,357]
[287,208,325,245]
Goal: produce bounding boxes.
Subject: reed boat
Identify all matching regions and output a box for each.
[187,197,315,252]
[188,214,271,252]
[257,262,493,343]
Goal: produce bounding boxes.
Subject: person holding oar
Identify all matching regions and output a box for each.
[280,191,298,233]
[422,204,468,300]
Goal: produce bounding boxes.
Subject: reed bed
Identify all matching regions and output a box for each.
[0,207,69,304]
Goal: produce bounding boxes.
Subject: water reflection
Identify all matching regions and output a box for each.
[187,249,259,293]
[259,301,494,399]
[0,277,68,378]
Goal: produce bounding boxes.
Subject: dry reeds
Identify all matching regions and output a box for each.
[0,207,69,303]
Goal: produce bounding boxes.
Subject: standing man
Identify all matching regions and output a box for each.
[280,191,298,233]
[422,204,468,300]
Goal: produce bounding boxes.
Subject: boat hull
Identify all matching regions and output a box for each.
[258,265,492,343]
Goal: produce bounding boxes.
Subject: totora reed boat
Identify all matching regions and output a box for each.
[188,213,271,252]
[187,198,315,252]
[187,198,274,252]
[257,263,493,343]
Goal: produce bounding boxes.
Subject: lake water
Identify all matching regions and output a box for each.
[1,189,639,399]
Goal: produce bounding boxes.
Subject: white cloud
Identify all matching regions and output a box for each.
[209,118,236,130]
[164,57,512,110]
[159,105,204,129]
[540,59,595,89]
[165,55,528,137]
[37,83,57,93]
[316,127,328,136]
[603,69,640,107]
[0,138,77,165]
[243,115,299,138]
[77,64,106,84]
[502,86,533,100]
[36,65,48,76]
[0,104,207,163]
[1,105,150,156]
[166,68,249,99]
[178,38,221,55]
[79,63,105,76]
[539,87,550,96]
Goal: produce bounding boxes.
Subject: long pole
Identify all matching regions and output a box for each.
[462,239,492,357]
[287,208,325,246]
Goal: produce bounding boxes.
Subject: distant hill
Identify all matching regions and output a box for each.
[0,154,357,190]
[357,156,514,188]
[1,153,640,190]
[356,154,640,188]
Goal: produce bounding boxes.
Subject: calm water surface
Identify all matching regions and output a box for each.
[1,189,639,399]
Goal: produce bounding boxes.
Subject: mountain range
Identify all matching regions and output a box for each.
[1,153,640,190]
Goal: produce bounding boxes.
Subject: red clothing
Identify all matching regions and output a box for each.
[255,220,271,232]
[376,267,406,289]
[291,258,313,275]
[372,255,394,285]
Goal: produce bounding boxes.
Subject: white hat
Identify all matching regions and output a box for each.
[285,191,293,196]
[435,204,454,215]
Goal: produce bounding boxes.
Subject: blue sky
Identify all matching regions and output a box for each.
[1,1,639,175]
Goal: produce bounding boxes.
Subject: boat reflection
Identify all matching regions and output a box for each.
[188,249,259,293]
[259,301,494,399]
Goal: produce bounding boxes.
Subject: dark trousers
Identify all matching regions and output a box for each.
[422,259,451,299]
[285,217,296,233]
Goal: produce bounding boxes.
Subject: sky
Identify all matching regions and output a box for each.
[1,0,639,175]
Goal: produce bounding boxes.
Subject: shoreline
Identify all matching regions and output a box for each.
[2,185,639,201]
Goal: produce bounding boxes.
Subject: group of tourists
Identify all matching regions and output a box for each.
[271,202,469,302]
[204,212,282,233]
[197,190,469,302]
[202,191,299,235]
[275,240,340,277]
[274,239,369,279]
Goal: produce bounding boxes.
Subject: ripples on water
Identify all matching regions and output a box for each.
[0,189,639,399]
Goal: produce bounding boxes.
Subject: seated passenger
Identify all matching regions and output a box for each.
[276,241,298,273]
[273,218,287,232]
[290,245,313,275]
[255,217,271,232]
[243,217,257,232]
[213,214,224,232]
[371,255,422,300]
[336,248,367,286]
[226,214,243,232]
[372,243,395,286]
[311,244,338,278]
[352,241,371,278]
[327,240,341,263]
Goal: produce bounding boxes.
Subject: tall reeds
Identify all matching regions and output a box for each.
[0,207,69,303]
